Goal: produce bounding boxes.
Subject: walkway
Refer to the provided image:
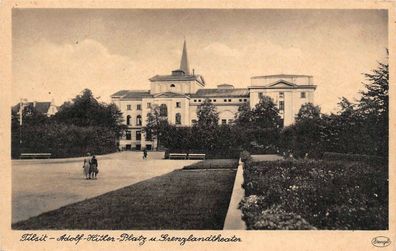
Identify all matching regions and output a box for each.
[12,151,199,223]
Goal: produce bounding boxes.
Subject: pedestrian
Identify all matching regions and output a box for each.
[143,148,148,160]
[90,155,99,179]
[83,153,91,179]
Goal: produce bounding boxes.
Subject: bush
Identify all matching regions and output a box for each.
[241,159,388,230]
[240,150,252,163]
[13,123,117,158]
[239,197,316,230]
[322,152,386,163]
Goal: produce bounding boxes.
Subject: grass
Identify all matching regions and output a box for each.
[182,159,239,170]
[12,168,237,230]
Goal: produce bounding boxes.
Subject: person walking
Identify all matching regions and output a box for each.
[90,155,99,179]
[83,153,91,179]
[143,149,148,160]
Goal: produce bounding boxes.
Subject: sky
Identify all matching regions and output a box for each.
[12,9,388,113]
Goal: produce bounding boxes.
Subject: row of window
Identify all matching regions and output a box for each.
[126,113,182,126]
[258,92,307,99]
[193,98,248,103]
[127,102,182,111]
[191,119,234,125]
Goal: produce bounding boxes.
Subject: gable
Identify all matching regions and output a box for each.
[267,80,297,88]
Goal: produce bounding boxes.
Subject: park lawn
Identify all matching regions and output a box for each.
[183,159,239,170]
[12,168,236,230]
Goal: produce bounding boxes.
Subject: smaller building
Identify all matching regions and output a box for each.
[12,100,58,117]
[249,74,317,126]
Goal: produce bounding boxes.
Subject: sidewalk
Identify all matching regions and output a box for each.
[12,151,199,223]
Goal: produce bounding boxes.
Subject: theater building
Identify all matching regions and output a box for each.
[111,41,316,150]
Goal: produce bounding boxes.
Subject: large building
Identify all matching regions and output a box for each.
[111,41,316,150]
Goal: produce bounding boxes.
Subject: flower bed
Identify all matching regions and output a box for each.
[240,158,388,230]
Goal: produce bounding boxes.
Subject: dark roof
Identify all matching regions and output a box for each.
[111,90,130,97]
[191,88,250,98]
[111,90,153,100]
[251,74,313,79]
[149,74,205,85]
[12,102,51,114]
[154,92,190,98]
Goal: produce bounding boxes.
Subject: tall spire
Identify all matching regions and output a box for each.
[180,39,190,75]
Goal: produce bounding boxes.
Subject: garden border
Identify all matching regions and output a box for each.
[223,158,246,230]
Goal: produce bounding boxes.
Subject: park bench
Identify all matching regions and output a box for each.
[188,153,206,160]
[20,153,52,159]
[169,153,187,159]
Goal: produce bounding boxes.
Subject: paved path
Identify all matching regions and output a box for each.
[12,151,199,223]
[251,154,283,161]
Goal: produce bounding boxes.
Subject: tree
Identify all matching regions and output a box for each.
[54,89,124,136]
[195,99,219,150]
[296,103,321,123]
[144,105,169,150]
[250,96,282,129]
[196,99,219,130]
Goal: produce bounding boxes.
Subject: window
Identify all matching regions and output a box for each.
[192,119,197,125]
[279,101,285,111]
[301,92,306,98]
[259,92,263,98]
[175,113,181,125]
[136,115,142,126]
[127,104,131,110]
[147,102,151,108]
[136,131,141,140]
[170,84,175,87]
[126,115,131,125]
[125,130,131,140]
[228,119,233,124]
[244,99,247,102]
[137,104,142,110]
[198,99,201,102]
[176,102,181,108]
[239,99,242,102]
[194,99,197,102]
[228,99,232,102]
[213,99,216,102]
[209,99,212,102]
[160,104,168,117]
[224,99,227,102]
[221,119,227,125]
[279,92,284,98]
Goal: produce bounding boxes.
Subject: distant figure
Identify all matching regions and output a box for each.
[90,155,99,179]
[143,149,148,160]
[83,153,91,179]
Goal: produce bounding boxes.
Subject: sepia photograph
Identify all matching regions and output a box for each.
[1,2,394,250]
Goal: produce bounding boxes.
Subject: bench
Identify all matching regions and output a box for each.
[188,153,206,160]
[20,153,52,159]
[169,153,187,159]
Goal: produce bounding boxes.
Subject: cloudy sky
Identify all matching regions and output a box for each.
[12,9,388,113]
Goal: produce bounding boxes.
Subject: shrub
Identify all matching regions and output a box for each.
[241,159,388,230]
[322,152,386,163]
[239,197,315,230]
[240,150,252,163]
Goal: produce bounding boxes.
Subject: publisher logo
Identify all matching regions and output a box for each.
[371,236,391,248]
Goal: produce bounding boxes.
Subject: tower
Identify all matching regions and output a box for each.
[180,40,190,75]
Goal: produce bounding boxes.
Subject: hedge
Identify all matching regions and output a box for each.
[322,152,387,163]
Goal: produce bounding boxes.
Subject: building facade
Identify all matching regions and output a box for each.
[111,41,317,150]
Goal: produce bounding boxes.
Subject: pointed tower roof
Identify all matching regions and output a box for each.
[179,40,190,75]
